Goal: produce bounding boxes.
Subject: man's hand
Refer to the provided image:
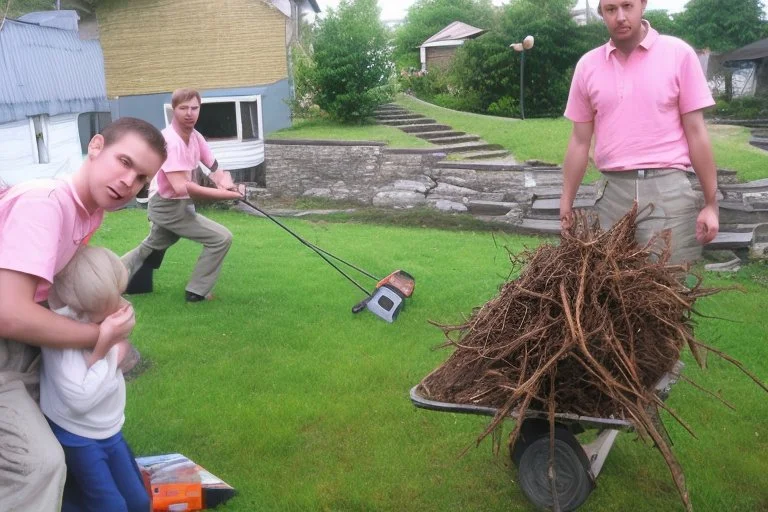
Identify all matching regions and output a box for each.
[87,302,135,366]
[560,207,574,232]
[210,169,235,190]
[696,203,719,245]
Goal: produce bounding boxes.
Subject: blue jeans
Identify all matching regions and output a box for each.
[48,420,150,512]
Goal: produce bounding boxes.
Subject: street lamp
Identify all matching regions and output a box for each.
[510,35,534,120]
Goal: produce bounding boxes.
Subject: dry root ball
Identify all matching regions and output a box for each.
[419,205,766,511]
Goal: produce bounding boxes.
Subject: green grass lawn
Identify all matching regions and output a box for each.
[268,117,433,148]
[708,124,768,183]
[96,208,767,512]
[397,95,768,183]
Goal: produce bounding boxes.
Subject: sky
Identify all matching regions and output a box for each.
[313,0,695,21]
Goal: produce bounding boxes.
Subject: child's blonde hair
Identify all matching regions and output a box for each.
[50,245,128,319]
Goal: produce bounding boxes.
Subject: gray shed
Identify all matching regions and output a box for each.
[0,10,109,184]
[419,21,486,72]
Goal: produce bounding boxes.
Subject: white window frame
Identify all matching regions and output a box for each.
[28,114,50,164]
[163,95,264,142]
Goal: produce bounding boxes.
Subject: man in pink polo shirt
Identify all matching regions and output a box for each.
[122,88,244,303]
[560,0,719,264]
[0,117,167,511]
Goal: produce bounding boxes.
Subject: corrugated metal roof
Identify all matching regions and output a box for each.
[421,21,486,46]
[18,9,80,31]
[0,14,108,124]
[721,38,768,64]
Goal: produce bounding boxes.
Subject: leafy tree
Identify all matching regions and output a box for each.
[4,0,56,18]
[451,0,591,117]
[302,0,394,123]
[392,0,496,70]
[676,0,765,52]
[643,9,682,37]
[675,0,766,99]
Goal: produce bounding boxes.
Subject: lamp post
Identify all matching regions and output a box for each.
[510,35,534,120]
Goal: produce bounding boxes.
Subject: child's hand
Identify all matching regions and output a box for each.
[116,340,140,373]
[88,302,135,367]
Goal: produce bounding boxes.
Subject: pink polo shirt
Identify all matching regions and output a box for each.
[152,126,215,199]
[564,22,715,171]
[0,179,104,302]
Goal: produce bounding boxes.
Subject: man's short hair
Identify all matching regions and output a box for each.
[171,88,202,109]
[101,117,168,162]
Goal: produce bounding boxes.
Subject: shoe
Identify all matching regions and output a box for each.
[185,291,213,302]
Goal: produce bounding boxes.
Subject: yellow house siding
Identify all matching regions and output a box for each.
[98,0,288,97]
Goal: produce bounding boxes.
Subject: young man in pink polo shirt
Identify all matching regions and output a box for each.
[122,88,244,303]
[0,117,166,512]
[560,0,719,264]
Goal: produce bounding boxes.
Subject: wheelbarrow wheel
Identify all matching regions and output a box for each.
[516,426,594,511]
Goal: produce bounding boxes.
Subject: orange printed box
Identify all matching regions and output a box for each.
[137,453,236,511]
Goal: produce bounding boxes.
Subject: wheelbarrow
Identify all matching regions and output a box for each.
[409,361,684,511]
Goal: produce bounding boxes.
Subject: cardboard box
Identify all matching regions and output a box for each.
[137,453,236,511]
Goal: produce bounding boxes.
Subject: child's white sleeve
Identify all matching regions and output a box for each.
[45,347,121,415]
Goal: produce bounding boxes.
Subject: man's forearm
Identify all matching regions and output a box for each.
[0,301,98,349]
[186,181,240,200]
[560,147,590,215]
[688,138,718,207]
[683,111,719,207]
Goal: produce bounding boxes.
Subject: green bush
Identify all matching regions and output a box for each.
[398,68,450,99]
[431,91,484,112]
[303,0,395,123]
[711,95,768,119]
[487,96,518,117]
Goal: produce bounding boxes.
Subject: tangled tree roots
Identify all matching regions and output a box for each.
[418,204,767,511]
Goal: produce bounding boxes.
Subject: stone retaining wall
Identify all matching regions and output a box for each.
[264,140,562,212]
[265,140,444,204]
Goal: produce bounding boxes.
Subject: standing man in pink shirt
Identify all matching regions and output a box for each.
[122,88,244,302]
[0,117,167,511]
[560,0,719,264]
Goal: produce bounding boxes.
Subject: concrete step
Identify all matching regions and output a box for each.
[720,203,768,224]
[414,129,466,140]
[399,123,453,133]
[531,197,595,214]
[532,185,595,200]
[378,118,437,126]
[375,113,426,121]
[513,219,756,250]
[428,134,480,145]
[705,231,753,250]
[375,106,409,112]
[719,178,768,203]
[448,149,512,160]
[376,104,403,111]
[436,141,504,154]
[466,200,516,215]
[519,218,561,234]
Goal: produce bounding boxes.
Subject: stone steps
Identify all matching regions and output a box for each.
[375,104,404,112]
[435,141,503,154]
[414,130,467,140]
[399,123,452,133]
[375,113,426,121]
[428,134,481,145]
[448,149,511,160]
[379,117,436,126]
[377,103,513,161]
[532,185,595,200]
[466,200,517,216]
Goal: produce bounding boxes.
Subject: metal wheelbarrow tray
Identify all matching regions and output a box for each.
[409,361,684,511]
